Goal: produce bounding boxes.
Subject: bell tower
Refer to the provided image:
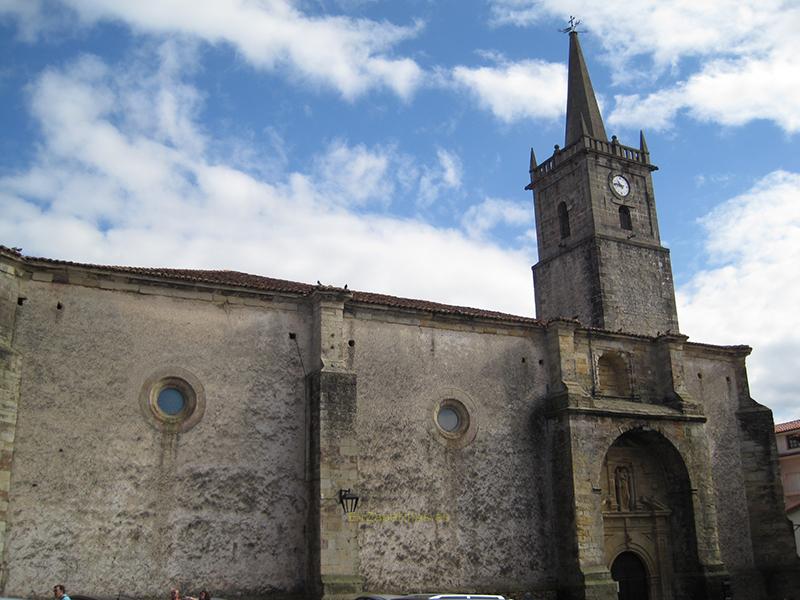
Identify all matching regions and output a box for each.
[529,30,679,337]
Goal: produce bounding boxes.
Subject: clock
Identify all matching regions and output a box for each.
[611,174,630,197]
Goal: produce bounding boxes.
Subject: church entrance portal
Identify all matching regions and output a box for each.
[611,551,649,600]
[601,429,703,600]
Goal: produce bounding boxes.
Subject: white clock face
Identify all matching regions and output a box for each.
[611,175,630,197]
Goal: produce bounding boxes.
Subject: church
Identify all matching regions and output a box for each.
[0,30,797,600]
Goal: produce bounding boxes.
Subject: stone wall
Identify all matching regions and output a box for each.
[594,239,678,337]
[533,165,595,262]
[683,349,756,580]
[533,239,601,329]
[0,262,22,590]
[2,254,797,600]
[345,310,554,595]
[4,270,311,599]
[684,344,800,598]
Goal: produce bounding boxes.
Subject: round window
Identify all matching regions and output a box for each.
[140,368,205,432]
[437,406,461,432]
[435,399,469,437]
[429,391,478,448]
[157,387,186,415]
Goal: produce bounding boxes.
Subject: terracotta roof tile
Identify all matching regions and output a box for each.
[776,419,800,434]
[0,246,541,326]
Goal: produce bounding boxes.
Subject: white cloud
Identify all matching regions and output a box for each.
[490,0,794,66]
[0,0,424,100]
[451,58,566,123]
[489,0,800,133]
[312,140,393,207]
[677,170,800,422]
[609,53,800,132]
[461,197,531,241]
[418,149,463,207]
[0,0,48,41]
[0,48,535,317]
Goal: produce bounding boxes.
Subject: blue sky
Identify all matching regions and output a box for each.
[1,0,798,422]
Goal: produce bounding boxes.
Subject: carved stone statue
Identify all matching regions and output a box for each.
[615,465,634,511]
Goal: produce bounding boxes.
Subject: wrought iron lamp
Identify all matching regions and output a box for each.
[338,488,359,514]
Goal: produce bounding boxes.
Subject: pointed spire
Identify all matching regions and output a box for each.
[564,31,607,147]
[526,147,537,189]
[580,113,590,137]
[639,129,649,154]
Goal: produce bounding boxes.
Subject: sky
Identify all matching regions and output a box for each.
[0,0,798,422]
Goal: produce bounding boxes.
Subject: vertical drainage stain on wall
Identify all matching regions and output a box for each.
[153,430,180,588]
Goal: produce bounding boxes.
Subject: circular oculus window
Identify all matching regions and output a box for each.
[435,398,471,439]
[157,387,186,415]
[140,368,205,432]
[437,406,461,432]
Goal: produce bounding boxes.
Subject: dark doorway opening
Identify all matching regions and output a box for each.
[611,551,649,600]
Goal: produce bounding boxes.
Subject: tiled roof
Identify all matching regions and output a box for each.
[350,290,539,324]
[0,246,541,326]
[776,419,800,434]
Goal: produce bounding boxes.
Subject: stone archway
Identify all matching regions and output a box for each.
[601,429,703,600]
[611,551,649,600]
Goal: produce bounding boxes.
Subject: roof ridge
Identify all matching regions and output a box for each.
[0,245,541,325]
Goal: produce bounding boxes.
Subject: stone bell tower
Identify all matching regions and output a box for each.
[528,30,679,337]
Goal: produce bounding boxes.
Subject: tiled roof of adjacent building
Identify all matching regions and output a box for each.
[776,419,800,434]
[0,245,541,326]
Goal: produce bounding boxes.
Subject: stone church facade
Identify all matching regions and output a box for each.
[0,31,797,600]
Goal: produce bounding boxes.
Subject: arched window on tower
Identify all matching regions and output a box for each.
[619,205,633,231]
[558,202,571,239]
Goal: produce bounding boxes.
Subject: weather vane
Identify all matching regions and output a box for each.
[559,16,582,34]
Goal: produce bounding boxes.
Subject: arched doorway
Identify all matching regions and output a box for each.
[611,551,649,600]
[601,429,702,600]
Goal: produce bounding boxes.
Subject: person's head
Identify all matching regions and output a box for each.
[53,585,66,599]
[198,590,210,600]
[170,589,180,600]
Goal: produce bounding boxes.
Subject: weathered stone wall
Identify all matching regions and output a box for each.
[4,273,311,599]
[569,332,661,403]
[585,155,660,245]
[531,145,677,338]
[345,311,553,595]
[595,239,678,337]
[683,350,756,576]
[2,255,796,600]
[533,235,678,339]
[533,163,594,263]
[533,240,600,328]
[684,345,800,598]
[0,262,22,590]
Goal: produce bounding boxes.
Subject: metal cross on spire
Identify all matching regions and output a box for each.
[559,16,583,34]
